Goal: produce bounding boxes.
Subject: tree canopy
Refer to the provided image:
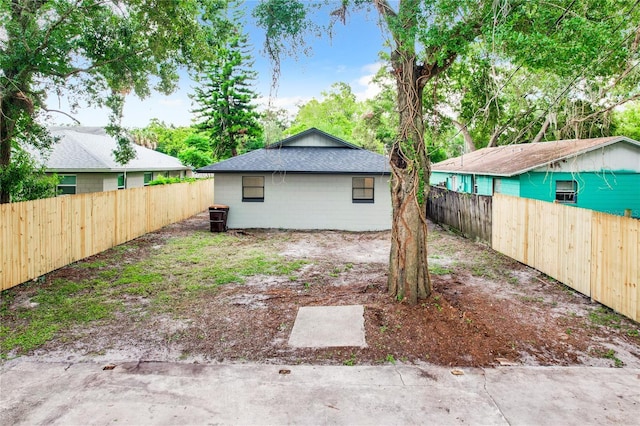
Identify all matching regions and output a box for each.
[254,0,640,304]
[0,0,232,202]
[192,3,263,159]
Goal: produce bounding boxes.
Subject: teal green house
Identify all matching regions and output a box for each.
[430,136,640,218]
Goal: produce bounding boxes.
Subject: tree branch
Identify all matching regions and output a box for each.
[42,107,81,124]
[567,94,640,125]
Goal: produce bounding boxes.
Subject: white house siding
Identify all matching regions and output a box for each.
[75,173,107,193]
[533,142,640,173]
[214,173,392,231]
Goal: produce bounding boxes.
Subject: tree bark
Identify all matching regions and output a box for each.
[387,49,431,304]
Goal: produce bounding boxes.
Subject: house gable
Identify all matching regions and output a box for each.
[266,128,360,149]
[531,141,640,173]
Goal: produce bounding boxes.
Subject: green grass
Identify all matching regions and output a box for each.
[0,232,307,358]
[589,307,623,329]
[429,265,452,275]
[0,278,116,357]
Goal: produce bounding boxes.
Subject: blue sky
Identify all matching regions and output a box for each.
[49,2,391,128]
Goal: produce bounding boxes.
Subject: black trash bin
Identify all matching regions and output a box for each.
[209,204,229,232]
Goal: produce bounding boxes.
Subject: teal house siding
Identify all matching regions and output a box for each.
[476,176,493,196]
[495,177,521,196]
[520,171,640,217]
[430,173,493,195]
[430,172,449,188]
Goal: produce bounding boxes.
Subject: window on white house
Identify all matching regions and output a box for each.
[556,180,577,203]
[117,173,126,190]
[353,177,374,203]
[471,175,478,194]
[242,176,264,202]
[143,172,153,186]
[57,175,77,195]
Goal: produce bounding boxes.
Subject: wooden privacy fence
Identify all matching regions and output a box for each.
[427,186,492,242]
[1,179,214,290]
[492,194,639,322]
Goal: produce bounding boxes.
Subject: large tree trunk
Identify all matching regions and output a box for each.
[387,50,431,304]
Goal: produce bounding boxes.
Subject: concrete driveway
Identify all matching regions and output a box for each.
[1,360,638,425]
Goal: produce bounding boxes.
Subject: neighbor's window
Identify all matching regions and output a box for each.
[352,177,374,203]
[143,172,153,186]
[242,176,264,202]
[57,175,77,195]
[556,180,577,204]
[117,173,126,190]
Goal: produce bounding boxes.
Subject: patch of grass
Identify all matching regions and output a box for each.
[1,279,115,357]
[385,354,396,364]
[429,265,451,275]
[589,347,625,367]
[343,353,357,366]
[115,264,163,286]
[520,296,545,304]
[588,307,623,329]
[0,321,59,356]
[603,349,624,368]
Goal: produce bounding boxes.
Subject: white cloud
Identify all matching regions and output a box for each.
[353,62,389,101]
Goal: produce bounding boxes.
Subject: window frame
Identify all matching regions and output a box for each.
[555,180,577,204]
[242,176,265,202]
[352,176,375,204]
[117,173,126,190]
[143,172,153,186]
[57,175,77,195]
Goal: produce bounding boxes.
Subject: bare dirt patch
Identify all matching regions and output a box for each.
[1,212,638,368]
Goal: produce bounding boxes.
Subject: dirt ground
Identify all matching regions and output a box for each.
[2,212,639,368]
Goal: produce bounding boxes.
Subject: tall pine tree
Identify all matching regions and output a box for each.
[192,7,262,160]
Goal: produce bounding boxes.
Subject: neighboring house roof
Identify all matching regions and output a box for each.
[432,136,640,177]
[197,128,390,174]
[40,127,189,173]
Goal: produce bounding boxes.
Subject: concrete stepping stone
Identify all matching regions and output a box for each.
[288,305,367,348]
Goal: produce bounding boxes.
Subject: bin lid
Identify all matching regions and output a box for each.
[210,204,229,209]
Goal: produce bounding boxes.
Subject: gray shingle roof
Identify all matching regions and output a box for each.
[432,136,640,177]
[197,129,390,174]
[42,127,189,172]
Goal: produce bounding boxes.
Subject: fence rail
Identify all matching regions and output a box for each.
[1,180,214,290]
[492,194,639,321]
[427,186,492,242]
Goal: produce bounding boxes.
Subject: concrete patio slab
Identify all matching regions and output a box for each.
[288,305,367,348]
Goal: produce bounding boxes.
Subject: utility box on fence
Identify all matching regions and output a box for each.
[209,204,229,232]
